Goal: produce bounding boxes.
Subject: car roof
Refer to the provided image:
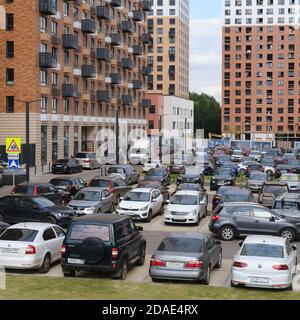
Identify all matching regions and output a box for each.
[224,188,252,195]
[130,188,155,193]
[164,232,206,240]
[280,173,298,176]
[275,192,300,201]
[6,222,57,231]
[174,190,200,196]
[72,214,130,224]
[222,202,265,208]
[263,181,288,186]
[91,176,119,181]
[243,235,286,245]
[50,177,76,181]
[15,182,48,187]
[77,187,107,192]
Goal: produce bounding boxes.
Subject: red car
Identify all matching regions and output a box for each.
[137,181,170,203]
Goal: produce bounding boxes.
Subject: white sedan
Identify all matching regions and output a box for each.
[0,223,65,273]
[231,235,297,290]
[143,160,162,173]
[164,190,208,225]
[116,188,164,222]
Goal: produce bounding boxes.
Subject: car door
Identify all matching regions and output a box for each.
[206,235,219,267]
[152,190,162,214]
[285,240,297,275]
[252,207,278,235]
[41,185,61,205]
[42,227,60,261]
[18,197,41,222]
[100,190,113,213]
[52,226,66,261]
[0,196,20,223]
[232,207,255,235]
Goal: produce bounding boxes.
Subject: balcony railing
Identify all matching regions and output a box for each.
[62,84,78,98]
[39,0,57,15]
[96,90,110,103]
[122,21,133,33]
[121,58,133,69]
[110,33,122,46]
[96,48,109,61]
[39,52,56,68]
[81,19,96,33]
[81,65,96,78]
[110,73,121,84]
[62,34,78,49]
[142,99,151,108]
[96,6,110,20]
[141,0,151,11]
[111,0,122,7]
[133,80,143,89]
[133,10,143,22]
[122,95,133,106]
[133,45,143,56]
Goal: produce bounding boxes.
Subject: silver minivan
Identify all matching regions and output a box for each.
[75,152,101,170]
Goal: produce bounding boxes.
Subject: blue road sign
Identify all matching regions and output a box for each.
[8,159,19,170]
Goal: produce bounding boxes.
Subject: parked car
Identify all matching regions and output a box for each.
[279,174,300,192]
[0,195,76,227]
[201,161,214,176]
[144,167,171,186]
[261,149,284,164]
[74,152,101,170]
[212,186,235,211]
[0,221,9,235]
[231,150,244,162]
[52,159,82,174]
[149,233,222,284]
[0,222,66,273]
[210,168,236,191]
[169,162,184,174]
[107,165,139,185]
[68,187,115,215]
[49,177,86,203]
[219,188,255,206]
[61,215,146,280]
[11,183,64,205]
[176,166,204,185]
[261,158,276,176]
[247,172,269,193]
[137,181,170,203]
[210,203,300,242]
[89,176,132,204]
[238,161,264,177]
[164,190,208,225]
[259,182,289,208]
[116,188,164,222]
[231,235,297,290]
[142,160,162,173]
[273,193,300,212]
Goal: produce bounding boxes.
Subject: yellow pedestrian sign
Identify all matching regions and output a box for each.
[6,138,21,154]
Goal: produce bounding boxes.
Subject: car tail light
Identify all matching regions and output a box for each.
[61,245,66,255]
[212,215,221,221]
[11,186,16,194]
[84,160,91,163]
[108,181,115,193]
[33,185,38,196]
[233,261,248,268]
[185,260,203,269]
[25,245,36,255]
[112,248,119,259]
[150,258,166,267]
[272,264,289,271]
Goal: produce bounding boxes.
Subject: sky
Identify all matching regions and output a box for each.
[189,0,222,102]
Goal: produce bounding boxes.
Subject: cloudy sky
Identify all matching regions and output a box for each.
[189,0,222,102]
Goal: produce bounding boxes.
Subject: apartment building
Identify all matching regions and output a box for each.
[222,0,300,141]
[0,0,151,170]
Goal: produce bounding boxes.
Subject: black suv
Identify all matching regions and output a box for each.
[61,215,147,280]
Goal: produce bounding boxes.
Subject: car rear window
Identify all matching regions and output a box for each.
[50,179,71,186]
[0,229,38,242]
[241,244,284,259]
[222,194,251,203]
[108,167,125,174]
[14,185,34,194]
[263,185,288,196]
[158,237,203,253]
[89,180,109,188]
[69,224,110,242]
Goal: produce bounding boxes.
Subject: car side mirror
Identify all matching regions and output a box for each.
[165,200,170,204]
[152,198,158,203]
[292,244,297,251]
[137,226,143,232]
[270,216,276,222]
[239,241,244,247]
[119,197,124,201]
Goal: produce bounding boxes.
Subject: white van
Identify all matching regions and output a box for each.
[74,152,101,170]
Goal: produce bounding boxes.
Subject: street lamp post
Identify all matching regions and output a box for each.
[158,113,168,164]
[115,106,120,165]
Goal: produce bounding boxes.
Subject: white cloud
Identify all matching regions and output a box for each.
[189,18,222,102]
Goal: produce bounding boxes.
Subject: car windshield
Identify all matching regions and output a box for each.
[280,175,299,182]
[249,174,266,180]
[73,191,101,202]
[233,150,242,155]
[0,229,38,242]
[148,169,165,176]
[184,167,201,175]
[50,179,71,186]
[263,185,287,196]
[241,244,284,259]
[75,153,89,159]
[170,194,198,205]
[108,167,125,174]
[34,197,55,208]
[158,237,203,253]
[222,194,251,203]
[124,192,150,202]
[274,200,298,210]
[69,223,110,242]
[89,180,109,188]
[215,169,231,176]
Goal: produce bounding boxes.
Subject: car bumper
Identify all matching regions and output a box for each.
[165,214,198,224]
[62,259,121,273]
[150,267,203,281]
[0,256,43,270]
[248,185,262,192]
[116,209,149,220]
[231,270,292,289]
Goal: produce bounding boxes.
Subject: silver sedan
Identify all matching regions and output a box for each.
[231,235,297,290]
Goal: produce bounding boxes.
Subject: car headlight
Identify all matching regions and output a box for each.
[190,209,197,216]
[140,205,149,211]
[164,208,169,215]
[84,206,96,214]
[116,205,121,210]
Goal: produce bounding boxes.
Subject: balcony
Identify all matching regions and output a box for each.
[110,73,121,84]
[62,34,78,49]
[96,47,109,61]
[121,58,133,69]
[141,0,151,11]
[39,0,57,15]
[122,95,133,106]
[133,80,142,89]
[62,84,78,98]
[133,10,143,22]
[110,33,122,46]
[81,65,96,78]
[97,90,110,103]
[122,21,133,33]
[142,99,151,108]
[133,45,142,56]
[96,6,110,20]
[81,19,96,33]
[51,35,60,45]
[39,52,56,68]
[111,0,122,7]
[141,66,151,76]
[141,33,151,44]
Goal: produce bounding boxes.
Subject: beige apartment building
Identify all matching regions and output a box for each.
[0,0,151,170]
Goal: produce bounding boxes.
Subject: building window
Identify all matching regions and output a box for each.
[41,125,47,165]
[64,126,69,159]
[40,70,47,87]
[6,41,14,58]
[6,68,14,85]
[40,97,47,113]
[148,120,154,130]
[6,96,14,113]
[40,16,47,32]
[149,105,155,114]
[6,13,14,31]
[51,98,58,113]
[52,126,58,161]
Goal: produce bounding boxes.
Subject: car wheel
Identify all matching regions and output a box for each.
[220,226,236,241]
[266,170,273,176]
[146,210,152,223]
[136,244,146,266]
[280,228,296,242]
[44,216,57,225]
[195,214,200,226]
[112,259,128,280]
[215,251,222,269]
[202,265,211,285]
[38,253,51,274]
[63,269,76,277]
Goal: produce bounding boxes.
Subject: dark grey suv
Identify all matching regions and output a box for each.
[61,215,146,280]
[209,203,300,242]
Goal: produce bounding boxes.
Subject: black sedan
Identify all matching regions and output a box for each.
[177,166,204,185]
[210,168,236,191]
[52,159,82,174]
[0,195,76,227]
[0,221,9,234]
[144,168,171,186]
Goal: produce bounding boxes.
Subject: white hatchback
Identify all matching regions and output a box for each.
[0,223,65,273]
[231,235,297,290]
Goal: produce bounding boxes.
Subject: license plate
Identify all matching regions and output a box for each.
[0,248,19,254]
[166,261,184,269]
[68,258,85,265]
[56,165,63,167]
[249,277,270,284]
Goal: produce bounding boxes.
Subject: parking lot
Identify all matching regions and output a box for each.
[2,166,300,291]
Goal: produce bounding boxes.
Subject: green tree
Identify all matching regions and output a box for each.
[190,92,221,138]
